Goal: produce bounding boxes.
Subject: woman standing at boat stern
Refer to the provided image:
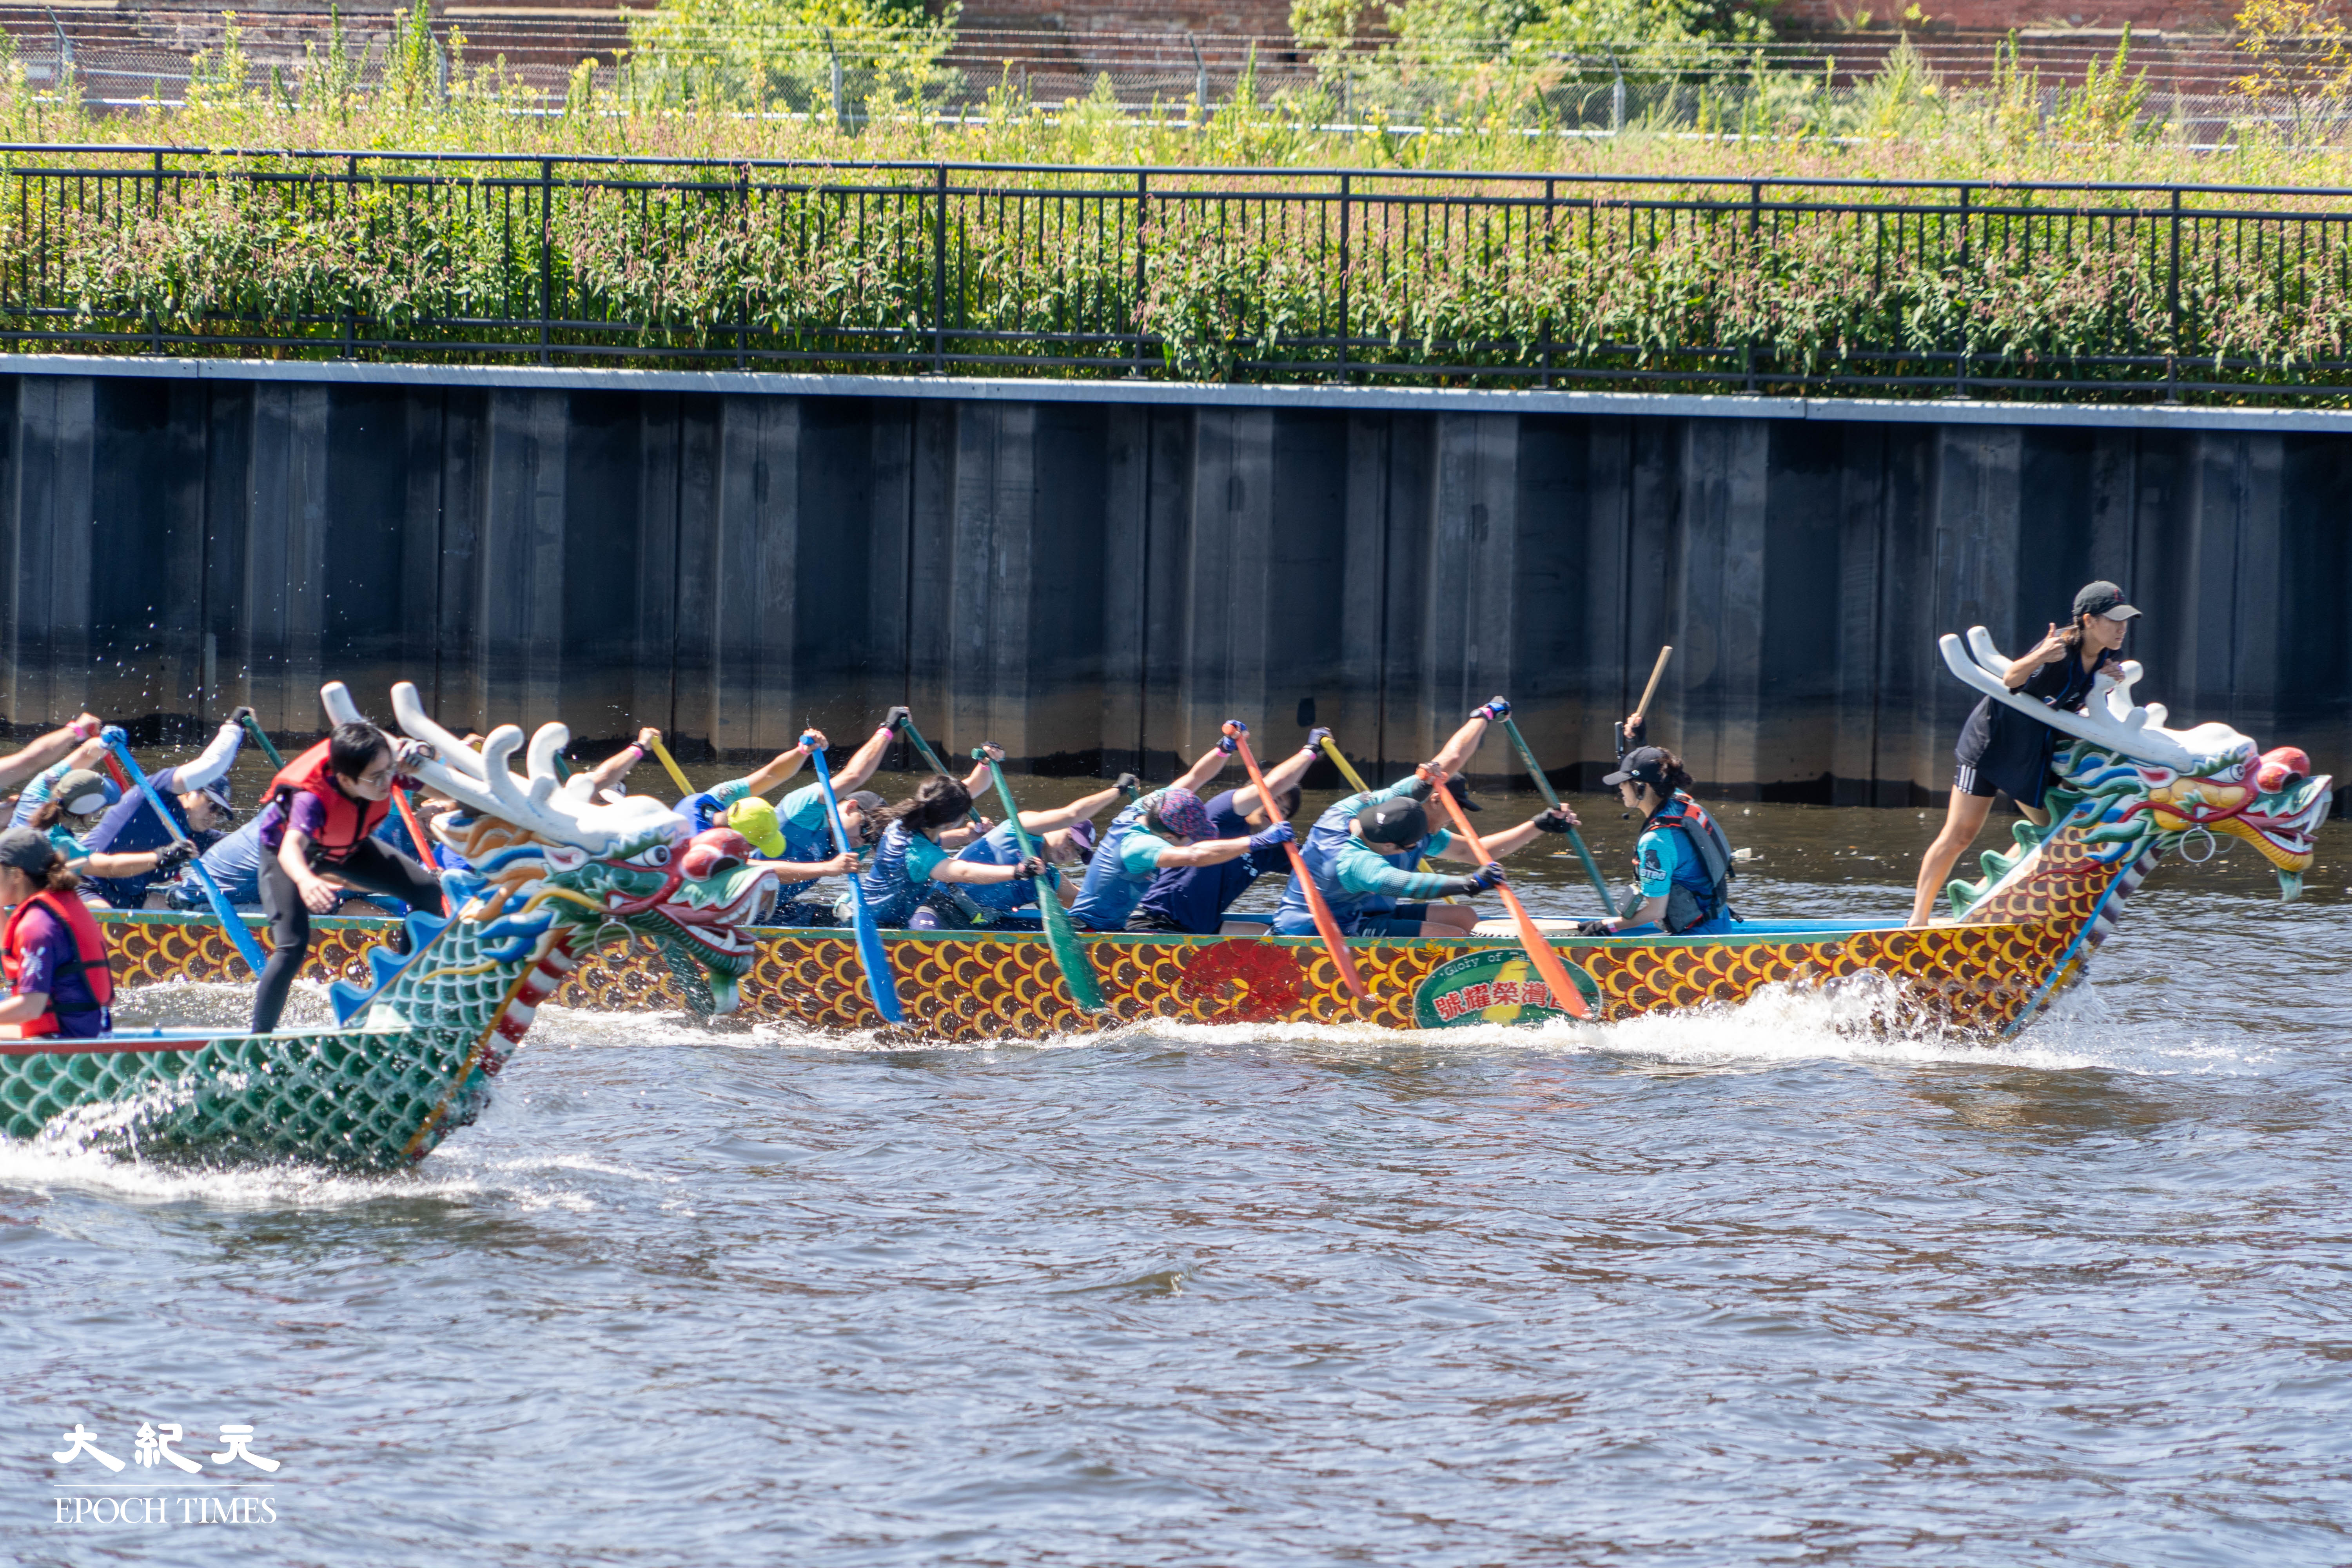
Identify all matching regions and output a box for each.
[0,826,112,1039]
[1908,580,2138,927]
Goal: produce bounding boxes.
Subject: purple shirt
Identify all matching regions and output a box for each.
[255,790,333,853]
[11,902,109,1037]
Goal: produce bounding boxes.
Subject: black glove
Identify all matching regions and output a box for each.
[1532,806,1575,834]
[884,705,912,731]
[153,840,196,875]
[1474,696,1511,722]
[1575,919,1615,937]
[1114,772,1141,795]
[1216,720,1248,755]
[226,706,256,727]
[1405,771,1436,801]
[1304,726,1333,752]
[1615,714,1647,761]
[1014,855,1046,880]
[1468,861,1506,891]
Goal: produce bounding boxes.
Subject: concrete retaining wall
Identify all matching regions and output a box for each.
[4,359,2343,800]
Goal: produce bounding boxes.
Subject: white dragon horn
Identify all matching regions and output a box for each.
[390,682,489,785]
[321,681,364,729]
[1939,629,2196,770]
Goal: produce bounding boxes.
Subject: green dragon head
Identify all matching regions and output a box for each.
[333,682,781,1015]
[1938,630,2334,917]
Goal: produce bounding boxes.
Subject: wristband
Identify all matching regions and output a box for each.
[69,717,98,740]
[623,743,644,763]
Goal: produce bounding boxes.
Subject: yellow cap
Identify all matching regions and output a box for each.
[724,796,788,858]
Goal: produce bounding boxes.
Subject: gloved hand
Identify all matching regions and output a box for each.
[1474,696,1511,722]
[153,840,196,875]
[1532,805,1578,833]
[1304,726,1333,752]
[1247,822,1295,852]
[392,738,436,772]
[1406,769,1437,800]
[978,741,1005,763]
[1445,874,1486,897]
[227,706,257,727]
[1114,772,1141,795]
[1575,918,1615,937]
[1468,861,1507,891]
[1216,720,1248,755]
[1014,855,1047,880]
[1615,713,1647,759]
[884,705,912,731]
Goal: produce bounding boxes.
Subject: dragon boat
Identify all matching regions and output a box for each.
[0,683,783,1169]
[42,629,2328,1112]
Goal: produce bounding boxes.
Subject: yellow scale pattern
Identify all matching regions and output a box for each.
[98,822,2111,1045]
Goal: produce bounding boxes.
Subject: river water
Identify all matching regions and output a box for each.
[4,780,2348,1566]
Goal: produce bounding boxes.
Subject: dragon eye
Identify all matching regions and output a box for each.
[625,844,672,868]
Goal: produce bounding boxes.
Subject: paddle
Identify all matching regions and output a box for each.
[897,714,955,779]
[390,786,452,916]
[646,735,694,799]
[1315,734,1457,904]
[101,727,269,978]
[1498,715,1622,918]
[238,711,285,771]
[972,747,1105,1012]
[1420,764,1591,1021]
[1230,723,1365,1001]
[1634,644,1674,728]
[804,730,903,1025]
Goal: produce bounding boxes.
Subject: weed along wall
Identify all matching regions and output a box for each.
[4,359,2343,800]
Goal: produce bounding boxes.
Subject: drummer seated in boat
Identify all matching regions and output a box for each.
[1579,746,1737,938]
[0,827,113,1039]
[1272,701,1577,940]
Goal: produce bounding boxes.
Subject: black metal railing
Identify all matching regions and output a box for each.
[6,145,2352,402]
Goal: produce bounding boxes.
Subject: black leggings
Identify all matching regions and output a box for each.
[252,839,444,1034]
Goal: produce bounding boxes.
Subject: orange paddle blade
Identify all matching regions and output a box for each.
[1422,769,1591,1021]
[1227,726,1366,1002]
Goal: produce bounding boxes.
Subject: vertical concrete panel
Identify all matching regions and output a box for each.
[1508,416,1586,786]
[1138,410,1195,775]
[245,383,329,733]
[1417,412,1517,781]
[1828,425,1886,803]
[1180,407,1278,751]
[1327,414,1391,781]
[1571,417,1633,788]
[1025,405,1109,769]
[434,388,487,731]
[708,395,798,757]
[670,394,722,757]
[1376,415,1433,775]
[866,401,915,735]
[1869,426,1936,804]
[1892,425,2022,800]
[1099,405,1152,775]
[2178,433,2284,737]
[475,389,568,732]
[4,377,97,724]
[633,394,683,739]
[1673,419,1769,794]
[902,401,956,755]
[201,384,254,722]
[401,391,446,715]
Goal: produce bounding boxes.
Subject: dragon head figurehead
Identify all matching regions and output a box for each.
[1938,630,2333,912]
[324,681,782,1016]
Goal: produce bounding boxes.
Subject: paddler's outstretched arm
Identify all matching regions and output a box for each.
[737,734,823,798]
[1168,726,1249,798]
[1428,699,1510,779]
[1011,780,1126,835]
[1232,728,1328,816]
[586,728,663,795]
[827,721,899,795]
[0,713,102,793]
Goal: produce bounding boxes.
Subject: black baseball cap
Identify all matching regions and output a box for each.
[0,826,53,873]
[1356,797,1429,846]
[1602,746,1671,790]
[1442,776,1482,812]
[2073,581,2141,622]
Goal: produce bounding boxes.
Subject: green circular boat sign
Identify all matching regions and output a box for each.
[1413,948,1600,1029]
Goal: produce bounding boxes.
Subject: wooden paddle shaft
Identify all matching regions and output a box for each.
[1635,645,1674,719]
[1230,726,1367,1000]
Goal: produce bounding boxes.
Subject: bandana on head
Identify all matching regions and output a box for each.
[1147,788,1215,844]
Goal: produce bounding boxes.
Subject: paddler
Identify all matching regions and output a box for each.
[78,706,252,908]
[1272,701,1575,938]
[852,777,1049,929]
[1065,725,1293,932]
[13,750,198,902]
[250,722,443,1034]
[0,826,113,1038]
[1909,582,2138,926]
[932,775,1134,928]
[1125,731,1329,935]
[1579,744,1736,937]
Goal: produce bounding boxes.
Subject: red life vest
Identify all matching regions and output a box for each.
[268,740,391,864]
[0,886,114,1038]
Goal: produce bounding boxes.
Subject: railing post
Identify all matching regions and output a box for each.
[1131,169,1149,377]
[146,149,161,354]
[1954,184,1970,397]
[341,153,358,359]
[931,162,947,374]
[1743,180,1762,392]
[538,158,553,367]
[1541,177,1555,389]
[2167,186,2182,403]
[1334,171,1350,384]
